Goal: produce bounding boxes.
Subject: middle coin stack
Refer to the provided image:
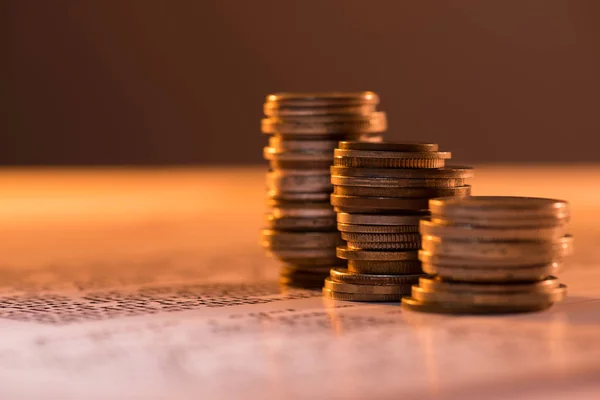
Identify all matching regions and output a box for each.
[323,141,474,301]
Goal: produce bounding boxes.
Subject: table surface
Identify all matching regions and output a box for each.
[0,165,599,399]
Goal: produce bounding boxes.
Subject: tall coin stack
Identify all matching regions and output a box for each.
[323,141,473,301]
[402,196,572,313]
[260,92,387,288]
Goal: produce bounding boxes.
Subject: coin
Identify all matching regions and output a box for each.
[269,137,339,151]
[410,284,567,306]
[347,260,423,274]
[270,136,339,153]
[267,170,332,193]
[400,296,554,314]
[331,175,466,188]
[420,218,567,241]
[271,204,335,218]
[268,248,341,266]
[265,91,380,107]
[331,166,474,179]
[421,261,562,282]
[281,265,333,275]
[334,149,451,159]
[273,133,382,142]
[331,195,431,212]
[336,246,419,261]
[341,232,422,243]
[322,288,402,302]
[337,213,426,225]
[266,215,337,231]
[419,249,566,268]
[333,157,446,169]
[263,147,332,161]
[330,268,423,285]
[324,278,412,294]
[261,230,342,249]
[338,141,439,152]
[266,197,331,207]
[431,215,570,229]
[265,113,384,124]
[265,104,377,117]
[420,234,574,260]
[261,112,387,135]
[419,247,569,268]
[269,160,333,170]
[333,185,471,198]
[268,191,331,202]
[417,275,559,294]
[337,223,420,233]
[429,196,570,224]
[347,241,421,250]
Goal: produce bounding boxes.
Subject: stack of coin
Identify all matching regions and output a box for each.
[324,141,473,300]
[260,92,387,288]
[402,196,572,313]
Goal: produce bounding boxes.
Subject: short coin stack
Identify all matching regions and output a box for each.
[323,141,473,300]
[260,92,387,288]
[402,196,572,313]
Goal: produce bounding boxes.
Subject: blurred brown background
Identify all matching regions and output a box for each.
[4,0,600,165]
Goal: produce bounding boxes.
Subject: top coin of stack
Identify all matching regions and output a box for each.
[260,92,387,288]
[325,141,474,301]
[402,196,572,314]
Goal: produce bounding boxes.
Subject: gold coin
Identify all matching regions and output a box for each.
[334,149,451,159]
[331,175,466,188]
[421,234,573,261]
[264,104,377,117]
[324,278,411,294]
[333,185,471,198]
[331,195,431,212]
[261,112,387,135]
[268,137,339,151]
[429,196,569,224]
[330,268,422,285]
[266,215,337,231]
[336,212,425,226]
[330,166,474,179]
[420,218,568,241]
[281,265,333,275]
[263,146,332,161]
[421,261,562,282]
[347,241,421,250]
[265,91,380,107]
[261,230,342,249]
[400,296,554,314]
[269,160,333,170]
[267,248,340,266]
[418,249,567,268]
[347,260,423,275]
[271,204,335,218]
[341,232,421,243]
[333,157,445,169]
[410,284,567,307]
[267,170,332,192]
[268,191,331,202]
[337,223,420,234]
[417,275,559,294]
[322,288,402,302]
[338,141,439,152]
[336,246,419,261]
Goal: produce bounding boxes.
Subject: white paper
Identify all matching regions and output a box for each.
[0,267,598,400]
